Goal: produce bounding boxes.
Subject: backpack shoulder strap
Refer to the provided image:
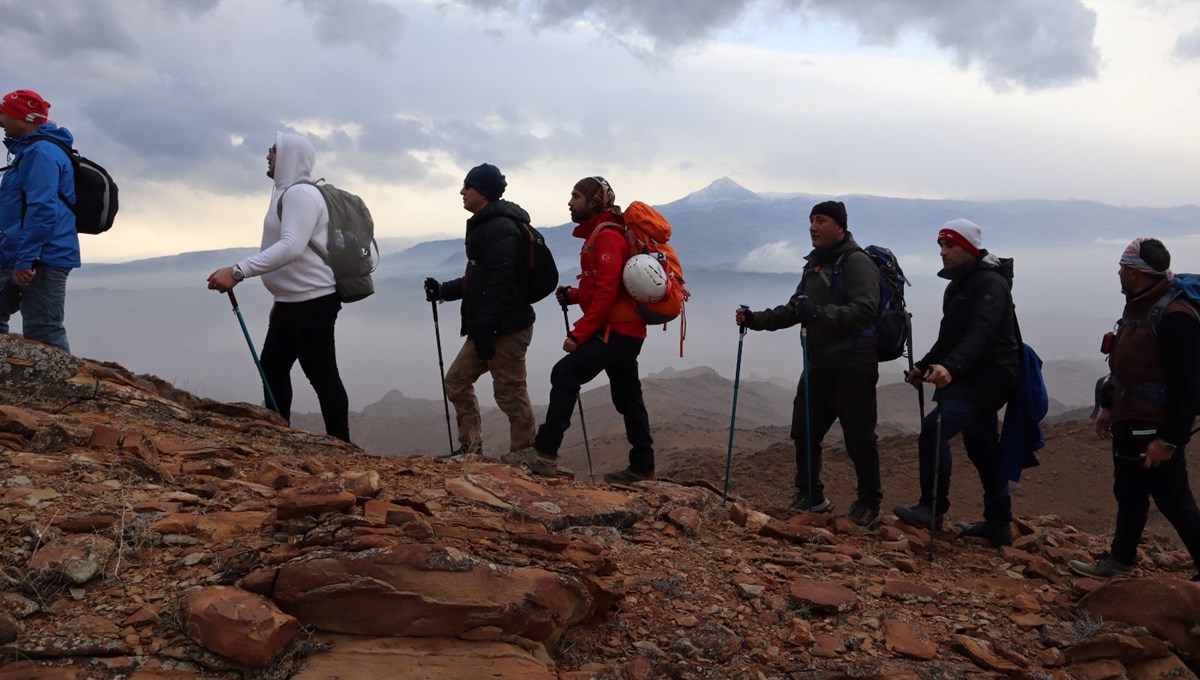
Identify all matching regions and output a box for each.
[827,246,866,294]
[274,180,329,265]
[1147,288,1184,345]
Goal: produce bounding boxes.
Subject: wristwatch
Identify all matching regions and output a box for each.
[231,264,245,282]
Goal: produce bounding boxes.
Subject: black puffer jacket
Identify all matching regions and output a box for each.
[917,251,1020,412]
[441,199,536,339]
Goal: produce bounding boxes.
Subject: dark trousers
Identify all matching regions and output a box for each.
[534,332,654,472]
[917,397,1011,523]
[260,293,350,442]
[1109,422,1200,569]
[790,363,881,506]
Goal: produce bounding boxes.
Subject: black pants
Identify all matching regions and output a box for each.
[790,363,881,506]
[917,398,1011,523]
[534,332,654,472]
[260,293,350,442]
[1110,421,1200,570]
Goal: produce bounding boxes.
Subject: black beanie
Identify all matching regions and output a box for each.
[810,200,847,230]
[463,163,507,202]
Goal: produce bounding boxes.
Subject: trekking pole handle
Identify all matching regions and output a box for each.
[227,290,239,310]
[737,304,749,336]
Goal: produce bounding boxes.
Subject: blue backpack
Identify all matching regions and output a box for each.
[823,245,911,362]
[1000,334,1048,483]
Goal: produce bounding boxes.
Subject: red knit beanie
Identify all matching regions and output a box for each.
[0,90,51,124]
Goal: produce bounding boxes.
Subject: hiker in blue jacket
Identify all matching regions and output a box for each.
[894,219,1021,547]
[0,90,79,353]
[1069,238,1200,581]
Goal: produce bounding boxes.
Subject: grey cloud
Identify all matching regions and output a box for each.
[148,0,222,18]
[1175,25,1200,60]
[292,0,408,56]
[451,0,1099,89]
[794,0,1100,90]
[0,0,139,58]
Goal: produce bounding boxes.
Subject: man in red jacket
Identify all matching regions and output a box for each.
[502,177,654,483]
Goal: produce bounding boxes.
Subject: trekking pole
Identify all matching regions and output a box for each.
[801,324,814,511]
[430,300,455,458]
[905,313,926,421]
[927,407,943,562]
[722,307,750,506]
[563,304,595,484]
[226,291,280,414]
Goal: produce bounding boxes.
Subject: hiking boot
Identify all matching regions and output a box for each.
[788,490,831,513]
[893,504,943,531]
[846,500,881,528]
[603,467,655,485]
[953,520,1013,547]
[499,446,559,477]
[1067,553,1133,579]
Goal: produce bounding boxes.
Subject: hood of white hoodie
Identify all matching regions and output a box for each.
[273,131,316,189]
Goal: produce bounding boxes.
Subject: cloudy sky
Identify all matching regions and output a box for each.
[4,0,1199,263]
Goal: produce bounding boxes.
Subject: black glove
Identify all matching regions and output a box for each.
[424,277,441,302]
[788,294,818,322]
[473,331,496,361]
[555,285,572,307]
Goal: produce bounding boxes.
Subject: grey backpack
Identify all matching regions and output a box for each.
[277,180,379,302]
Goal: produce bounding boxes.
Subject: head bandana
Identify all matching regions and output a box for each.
[1120,238,1172,280]
[574,176,616,211]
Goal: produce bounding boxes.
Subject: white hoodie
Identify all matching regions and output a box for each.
[237,132,336,302]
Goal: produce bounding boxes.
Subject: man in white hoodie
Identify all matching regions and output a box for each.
[207,132,350,442]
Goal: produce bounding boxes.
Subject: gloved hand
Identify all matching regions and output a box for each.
[424,277,441,302]
[788,293,817,322]
[473,331,496,361]
[735,306,753,327]
[555,285,572,307]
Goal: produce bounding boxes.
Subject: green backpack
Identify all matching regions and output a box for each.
[277,180,379,302]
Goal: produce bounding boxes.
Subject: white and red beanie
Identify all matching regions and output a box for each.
[937,218,983,257]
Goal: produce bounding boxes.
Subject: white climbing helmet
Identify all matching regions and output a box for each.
[622,253,668,303]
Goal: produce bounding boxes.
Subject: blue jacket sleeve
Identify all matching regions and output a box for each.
[14,147,65,269]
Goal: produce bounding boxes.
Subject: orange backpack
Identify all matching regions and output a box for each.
[592,201,690,354]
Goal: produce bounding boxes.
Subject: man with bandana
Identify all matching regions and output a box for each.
[503,177,654,483]
[0,89,79,352]
[894,219,1021,546]
[1069,238,1200,580]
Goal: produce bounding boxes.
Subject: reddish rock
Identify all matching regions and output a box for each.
[1066,659,1130,680]
[813,552,855,571]
[881,580,938,602]
[950,635,1023,672]
[0,611,22,645]
[271,544,592,645]
[684,623,742,661]
[0,404,40,433]
[185,586,299,669]
[782,618,814,647]
[760,521,837,545]
[788,578,857,613]
[29,533,116,584]
[341,469,382,498]
[1127,654,1198,679]
[255,460,305,489]
[666,507,702,536]
[274,484,357,519]
[291,634,554,679]
[882,619,937,660]
[1065,633,1171,664]
[1080,578,1200,660]
[55,513,120,533]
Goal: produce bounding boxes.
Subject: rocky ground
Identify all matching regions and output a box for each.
[1,334,1199,679]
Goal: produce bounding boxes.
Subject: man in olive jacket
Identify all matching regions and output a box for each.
[425,163,536,457]
[895,219,1021,547]
[735,201,882,527]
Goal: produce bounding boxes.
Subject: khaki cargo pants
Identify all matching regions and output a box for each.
[444,326,536,453]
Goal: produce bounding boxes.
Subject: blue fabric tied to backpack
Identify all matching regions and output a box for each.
[1000,341,1049,482]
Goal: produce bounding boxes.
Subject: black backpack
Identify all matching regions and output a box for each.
[277,180,379,303]
[824,244,912,362]
[3,136,118,235]
[516,221,558,304]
